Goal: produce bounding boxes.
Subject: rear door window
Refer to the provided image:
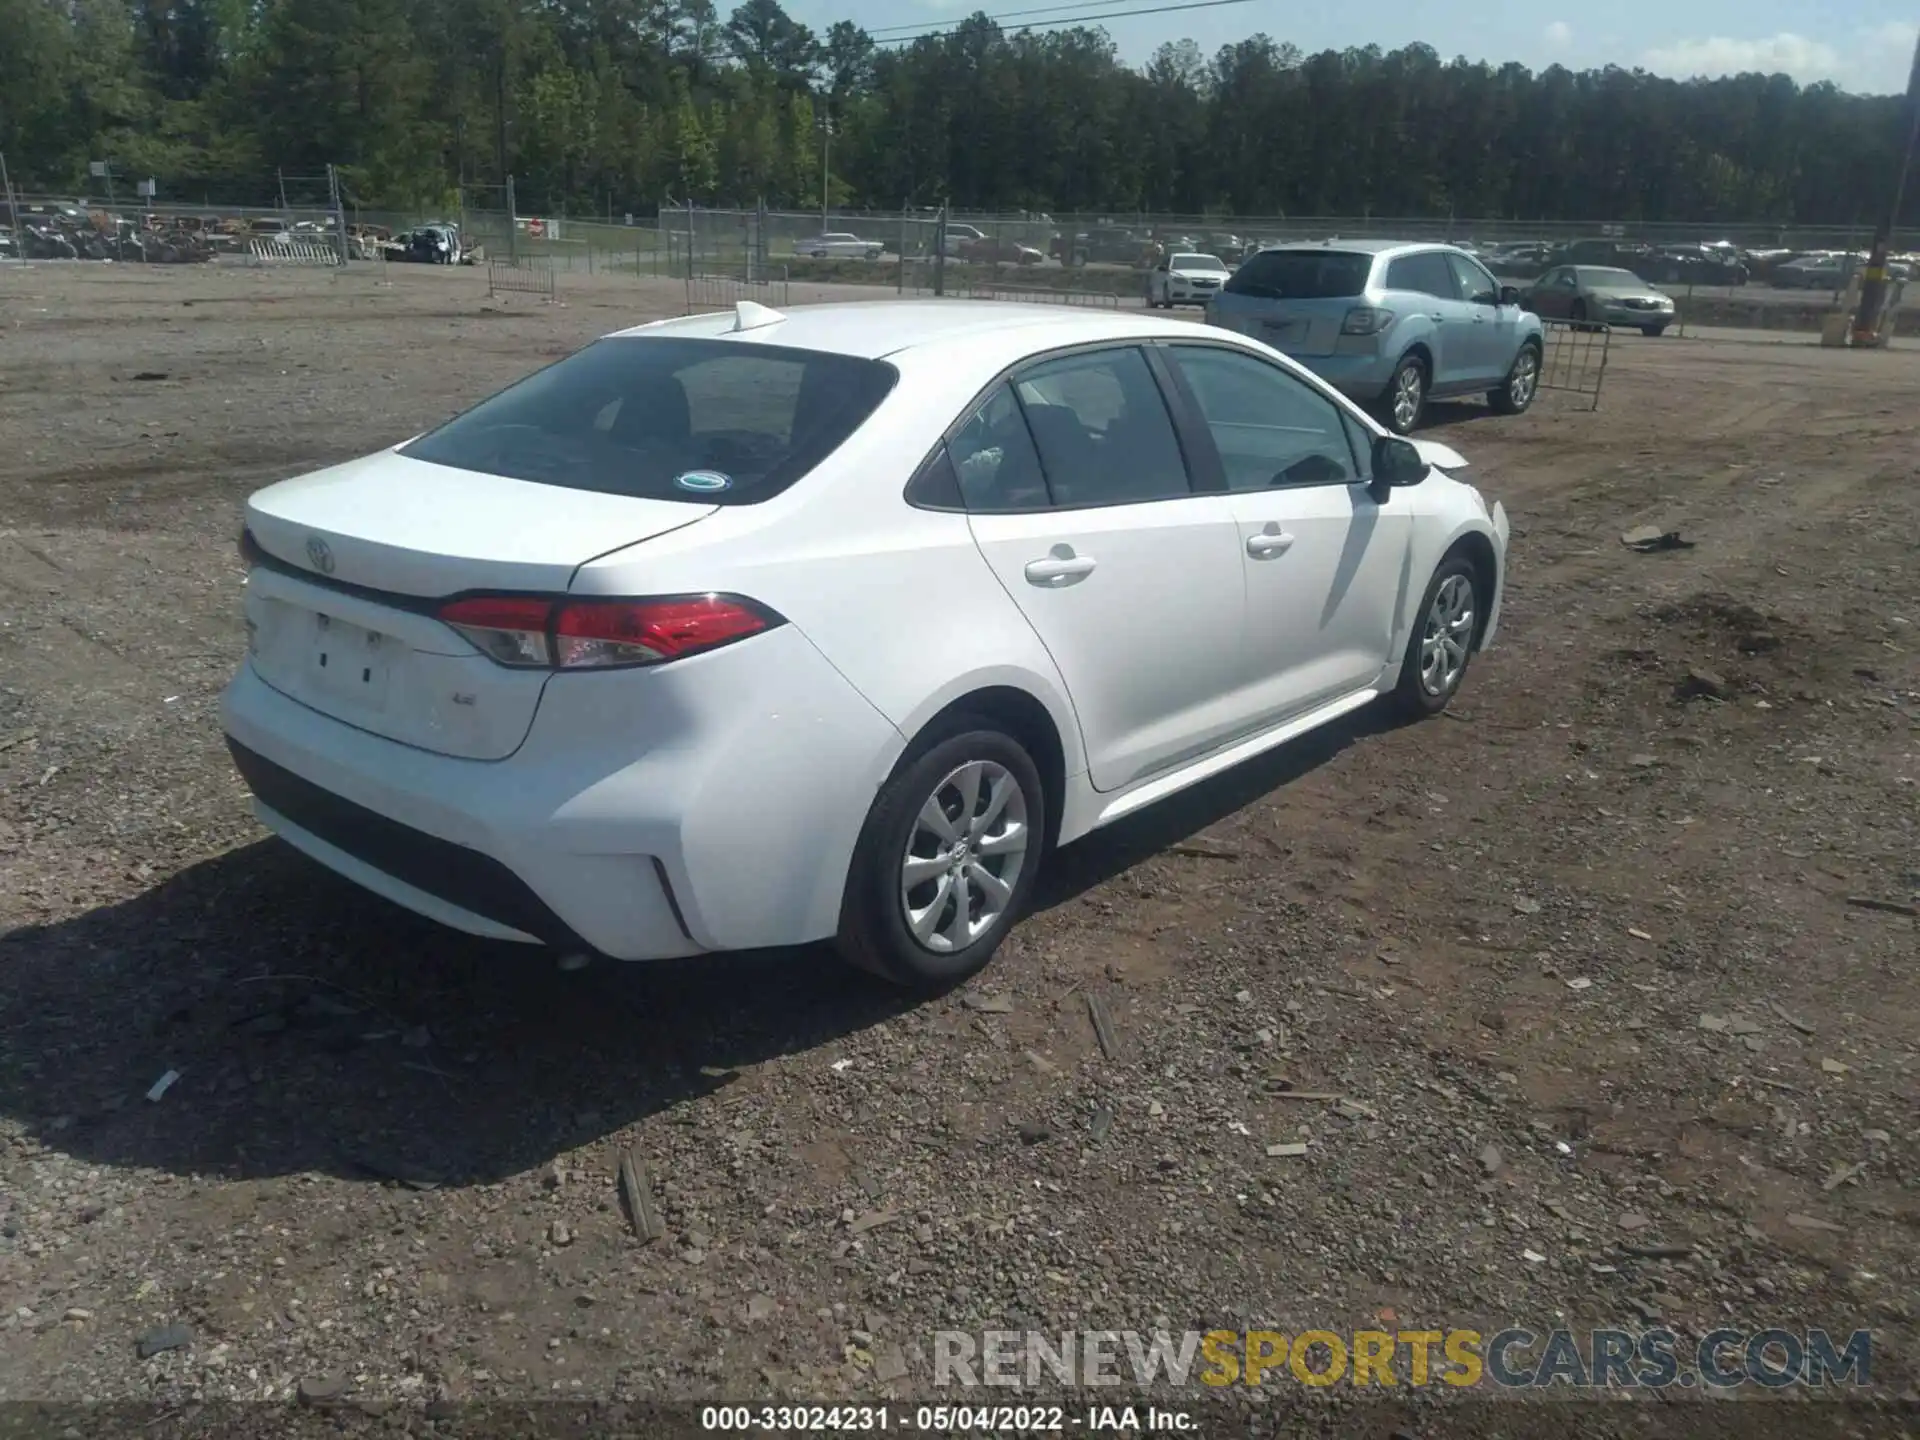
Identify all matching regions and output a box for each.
[948,384,1050,512]
[1384,252,1458,298]
[1224,250,1372,299]
[400,337,897,504]
[1010,347,1193,507]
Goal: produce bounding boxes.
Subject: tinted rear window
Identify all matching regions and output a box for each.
[1224,250,1372,299]
[400,337,897,504]
[1385,252,1459,298]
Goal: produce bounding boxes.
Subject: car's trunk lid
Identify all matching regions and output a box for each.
[243,450,716,760]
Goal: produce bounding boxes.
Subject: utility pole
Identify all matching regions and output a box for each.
[1852,31,1920,344]
[0,149,21,243]
[326,163,348,263]
[506,173,518,262]
[276,166,288,213]
[818,113,834,232]
[933,204,947,297]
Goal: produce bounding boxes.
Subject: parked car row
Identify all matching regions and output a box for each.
[1768,250,1914,289]
[1471,236,1917,290]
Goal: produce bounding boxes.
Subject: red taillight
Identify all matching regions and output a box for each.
[436,593,780,671]
[554,596,773,668]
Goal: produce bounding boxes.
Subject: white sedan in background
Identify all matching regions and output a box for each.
[223,300,1510,990]
[797,232,884,260]
[1147,251,1232,307]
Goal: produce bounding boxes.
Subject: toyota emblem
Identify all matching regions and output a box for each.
[305,537,336,575]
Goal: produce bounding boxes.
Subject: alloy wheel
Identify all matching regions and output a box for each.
[1509,349,1538,408]
[1392,363,1425,431]
[1419,573,1475,696]
[899,759,1031,954]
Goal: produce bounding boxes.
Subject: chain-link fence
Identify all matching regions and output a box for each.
[7,173,1908,334]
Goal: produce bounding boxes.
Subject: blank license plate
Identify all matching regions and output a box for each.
[309,613,392,710]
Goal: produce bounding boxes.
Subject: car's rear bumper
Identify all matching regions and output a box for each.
[1295,352,1394,401]
[220,624,904,960]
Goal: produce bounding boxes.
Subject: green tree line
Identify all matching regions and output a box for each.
[0,0,1910,225]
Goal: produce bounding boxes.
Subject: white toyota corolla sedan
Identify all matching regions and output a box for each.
[223,300,1510,989]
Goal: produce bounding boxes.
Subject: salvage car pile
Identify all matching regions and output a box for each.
[3,207,215,263]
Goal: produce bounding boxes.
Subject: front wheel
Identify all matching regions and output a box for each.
[1389,556,1482,719]
[1488,342,1541,415]
[837,722,1046,991]
[1642,324,1668,338]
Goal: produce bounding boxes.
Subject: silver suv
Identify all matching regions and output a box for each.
[1204,240,1546,433]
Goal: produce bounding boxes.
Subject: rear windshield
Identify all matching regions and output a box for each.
[400,337,898,504]
[1224,249,1372,299]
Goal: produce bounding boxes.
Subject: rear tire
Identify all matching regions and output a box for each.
[1488,342,1541,415]
[1389,556,1482,720]
[1378,354,1427,435]
[836,719,1046,992]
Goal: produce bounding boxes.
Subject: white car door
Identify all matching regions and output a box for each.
[1161,342,1414,723]
[960,346,1250,793]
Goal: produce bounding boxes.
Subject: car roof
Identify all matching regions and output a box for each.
[605,301,1216,360]
[1254,238,1455,257]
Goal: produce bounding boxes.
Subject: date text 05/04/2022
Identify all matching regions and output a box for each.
[700,1404,1195,1431]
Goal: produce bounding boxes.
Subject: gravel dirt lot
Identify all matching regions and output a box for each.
[1,263,1916,1433]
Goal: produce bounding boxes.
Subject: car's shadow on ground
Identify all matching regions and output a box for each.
[0,704,1401,1189]
[1420,399,1507,429]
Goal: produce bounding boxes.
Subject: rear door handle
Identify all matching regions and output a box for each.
[1246,530,1295,558]
[1024,552,1097,585]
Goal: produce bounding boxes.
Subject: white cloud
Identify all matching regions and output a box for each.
[1542,20,1572,51]
[1640,33,1843,83]
[1639,26,1918,93]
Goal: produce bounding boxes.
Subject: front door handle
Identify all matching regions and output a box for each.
[1246,529,1295,558]
[1024,548,1097,585]
[1429,312,1446,322]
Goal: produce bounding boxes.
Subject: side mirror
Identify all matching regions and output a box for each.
[1369,436,1429,502]
[1499,284,1522,306]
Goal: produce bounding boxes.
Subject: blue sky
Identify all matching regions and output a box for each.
[787,0,1920,95]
